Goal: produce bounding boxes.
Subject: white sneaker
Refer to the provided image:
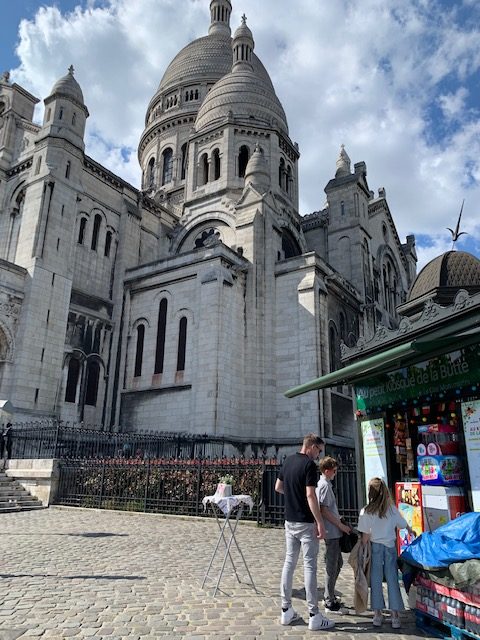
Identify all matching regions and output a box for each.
[372,613,383,627]
[308,612,335,630]
[391,616,401,629]
[280,607,300,625]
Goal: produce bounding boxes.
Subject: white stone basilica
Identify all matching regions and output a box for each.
[0,1,417,447]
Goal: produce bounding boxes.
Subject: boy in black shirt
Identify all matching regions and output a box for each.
[275,433,335,631]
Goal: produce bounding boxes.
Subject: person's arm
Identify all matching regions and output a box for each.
[357,510,370,544]
[306,485,325,539]
[275,478,284,494]
[320,506,351,533]
[361,532,371,544]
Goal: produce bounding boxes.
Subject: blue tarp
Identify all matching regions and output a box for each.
[400,512,480,570]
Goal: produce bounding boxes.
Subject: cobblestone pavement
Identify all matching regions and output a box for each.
[0,507,432,640]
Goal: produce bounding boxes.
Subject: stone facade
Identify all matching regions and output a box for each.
[0,2,416,447]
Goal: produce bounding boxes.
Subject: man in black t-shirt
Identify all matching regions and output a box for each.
[275,433,335,631]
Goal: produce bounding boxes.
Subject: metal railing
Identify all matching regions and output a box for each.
[54,458,359,527]
[6,422,291,461]
[6,421,359,525]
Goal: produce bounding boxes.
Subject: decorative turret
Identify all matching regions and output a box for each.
[244,143,270,192]
[232,15,254,71]
[208,0,232,36]
[41,65,88,150]
[335,144,351,177]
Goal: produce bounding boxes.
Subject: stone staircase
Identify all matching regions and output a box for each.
[0,470,44,512]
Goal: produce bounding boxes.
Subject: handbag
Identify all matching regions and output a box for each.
[339,520,358,553]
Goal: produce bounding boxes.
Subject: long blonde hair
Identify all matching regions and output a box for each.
[364,477,392,518]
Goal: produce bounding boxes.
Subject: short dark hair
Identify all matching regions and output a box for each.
[319,456,337,473]
[302,433,324,448]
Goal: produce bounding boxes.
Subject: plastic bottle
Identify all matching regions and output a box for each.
[465,604,472,633]
[439,594,447,622]
[473,606,480,636]
[445,597,454,625]
[454,599,465,629]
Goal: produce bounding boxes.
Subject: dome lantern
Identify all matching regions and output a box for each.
[232,15,254,72]
[209,0,232,36]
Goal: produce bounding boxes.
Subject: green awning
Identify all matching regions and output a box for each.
[284,341,416,398]
[284,325,480,398]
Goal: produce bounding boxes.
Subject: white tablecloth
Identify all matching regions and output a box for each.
[202,493,254,515]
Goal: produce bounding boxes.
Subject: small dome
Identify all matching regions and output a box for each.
[408,250,480,301]
[195,67,288,134]
[244,144,270,191]
[233,19,253,43]
[50,65,84,105]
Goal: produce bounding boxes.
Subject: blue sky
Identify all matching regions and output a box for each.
[2,0,480,269]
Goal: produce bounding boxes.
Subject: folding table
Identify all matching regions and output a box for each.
[201,493,258,596]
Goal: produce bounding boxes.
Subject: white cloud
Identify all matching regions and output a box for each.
[7,0,480,268]
[438,87,469,120]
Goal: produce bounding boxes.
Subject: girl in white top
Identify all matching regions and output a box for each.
[357,477,415,629]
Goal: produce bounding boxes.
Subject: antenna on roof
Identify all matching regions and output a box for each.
[447,199,468,250]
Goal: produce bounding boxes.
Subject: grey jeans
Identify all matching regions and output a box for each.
[280,521,319,615]
[324,537,343,606]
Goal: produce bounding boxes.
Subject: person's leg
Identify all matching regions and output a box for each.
[324,538,342,606]
[280,522,301,611]
[370,542,386,612]
[383,545,404,613]
[299,523,319,615]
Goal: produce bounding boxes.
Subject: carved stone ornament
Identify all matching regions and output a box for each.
[420,298,441,322]
[453,289,474,312]
[0,300,21,321]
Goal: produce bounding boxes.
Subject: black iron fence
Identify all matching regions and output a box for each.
[6,422,290,460]
[54,457,359,527]
[6,421,359,525]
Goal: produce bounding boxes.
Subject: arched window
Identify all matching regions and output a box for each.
[238,145,249,178]
[341,201,345,216]
[286,164,292,195]
[176,317,187,372]
[104,230,112,257]
[78,218,87,245]
[279,158,285,188]
[72,112,76,126]
[85,360,100,406]
[35,157,41,175]
[59,107,64,120]
[147,157,155,187]
[91,214,101,251]
[339,312,346,342]
[281,228,302,259]
[65,161,71,179]
[162,148,173,185]
[180,143,187,180]
[154,298,168,374]
[65,358,80,403]
[199,153,209,185]
[134,324,145,377]
[213,148,221,180]
[329,325,339,372]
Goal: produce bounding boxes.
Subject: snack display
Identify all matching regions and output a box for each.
[417,454,464,486]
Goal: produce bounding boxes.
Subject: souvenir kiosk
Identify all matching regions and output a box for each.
[285,250,480,635]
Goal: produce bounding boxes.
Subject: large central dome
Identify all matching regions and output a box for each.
[158,33,274,96]
[139,0,279,166]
